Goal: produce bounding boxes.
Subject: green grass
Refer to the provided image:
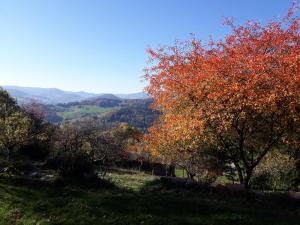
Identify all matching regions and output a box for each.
[106,169,156,191]
[175,168,186,178]
[57,105,118,121]
[215,175,239,185]
[0,170,299,225]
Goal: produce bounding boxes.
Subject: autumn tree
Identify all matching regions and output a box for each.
[145,6,300,188]
[145,117,222,181]
[0,89,50,162]
[112,123,143,146]
[20,102,55,160]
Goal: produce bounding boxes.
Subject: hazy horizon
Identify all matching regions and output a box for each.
[0,0,295,93]
[2,84,146,95]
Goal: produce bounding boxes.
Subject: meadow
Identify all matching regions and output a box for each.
[0,169,299,225]
[57,105,118,121]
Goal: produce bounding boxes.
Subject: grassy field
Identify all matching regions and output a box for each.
[57,105,118,121]
[175,168,186,178]
[0,170,299,225]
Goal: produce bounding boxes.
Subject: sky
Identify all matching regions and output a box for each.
[0,0,296,94]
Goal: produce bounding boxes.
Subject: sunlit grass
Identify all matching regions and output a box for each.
[57,105,119,121]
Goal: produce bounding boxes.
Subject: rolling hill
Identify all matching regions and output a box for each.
[2,86,148,104]
[2,86,156,130]
[38,97,158,130]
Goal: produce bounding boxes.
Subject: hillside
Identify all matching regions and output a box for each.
[1,86,155,129]
[101,99,159,130]
[39,97,159,130]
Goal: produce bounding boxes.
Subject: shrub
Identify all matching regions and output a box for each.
[251,151,297,191]
[195,169,218,185]
[53,150,95,179]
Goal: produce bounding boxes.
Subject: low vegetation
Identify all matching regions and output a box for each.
[0,170,299,225]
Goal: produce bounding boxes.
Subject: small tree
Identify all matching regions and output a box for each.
[0,89,48,162]
[88,132,122,177]
[53,124,94,178]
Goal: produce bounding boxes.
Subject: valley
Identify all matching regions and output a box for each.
[2,86,158,131]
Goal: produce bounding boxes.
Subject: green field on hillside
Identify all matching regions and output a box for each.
[0,170,299,225]
[57,105,119,121]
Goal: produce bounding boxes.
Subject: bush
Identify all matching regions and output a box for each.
[52,151,95,179]
[251,151,297,191]
[19,140,50,161]
[195,169,218,185]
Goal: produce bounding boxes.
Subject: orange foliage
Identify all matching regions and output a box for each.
[144,6,300,186]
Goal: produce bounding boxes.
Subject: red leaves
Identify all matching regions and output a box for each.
[144,6,300,159]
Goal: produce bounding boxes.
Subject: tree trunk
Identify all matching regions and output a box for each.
[168,164,176,177]
[187,172,195,181]
[243,169,253,189]
[234,162,244,185]
[6,145,16,161]
[6,148,10,161]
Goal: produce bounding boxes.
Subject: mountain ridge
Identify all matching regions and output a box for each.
[2,85,148,104]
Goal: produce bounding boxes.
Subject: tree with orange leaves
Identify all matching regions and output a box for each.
[144,117,222,181]
[144,6,300,188]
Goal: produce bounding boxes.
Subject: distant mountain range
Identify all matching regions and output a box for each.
[2,86,149,104]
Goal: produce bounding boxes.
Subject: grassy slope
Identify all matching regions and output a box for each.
[57,105,118,121]
[0,170,299,225]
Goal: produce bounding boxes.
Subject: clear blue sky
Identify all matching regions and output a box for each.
[0,0,296,93]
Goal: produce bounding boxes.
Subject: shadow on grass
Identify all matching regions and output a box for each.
[0,175,299,225]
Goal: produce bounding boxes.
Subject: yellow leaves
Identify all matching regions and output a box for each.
[240,111,246,119]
